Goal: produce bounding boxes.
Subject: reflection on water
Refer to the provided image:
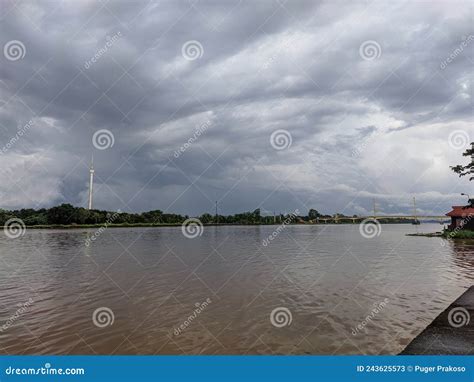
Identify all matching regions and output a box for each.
[0,224,472,354]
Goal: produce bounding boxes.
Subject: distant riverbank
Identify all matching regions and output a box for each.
[21,221,452,230]
[24,223,183,229]
[1,203,449,229]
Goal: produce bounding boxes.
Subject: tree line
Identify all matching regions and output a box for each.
[0,205,336,227]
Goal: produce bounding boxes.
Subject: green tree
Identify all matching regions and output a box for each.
[308,209,320,219]
[72,207,89,224]
[451,142,474,181]
[252,208,261,223]
[141,210,163,223]
[47,204,76,225]
[23,213,48,225]
[199,213,213,224]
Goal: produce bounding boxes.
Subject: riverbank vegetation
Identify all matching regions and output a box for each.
[443,229,474,239]
[0,204,287,227]
[408,229,474,239]
[0,204,428,228]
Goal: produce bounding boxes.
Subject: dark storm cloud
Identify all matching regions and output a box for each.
[0,0,472,215]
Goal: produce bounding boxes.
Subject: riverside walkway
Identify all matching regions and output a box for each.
[401,286,474,355]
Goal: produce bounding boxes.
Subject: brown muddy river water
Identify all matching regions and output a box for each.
[0,224,472,355]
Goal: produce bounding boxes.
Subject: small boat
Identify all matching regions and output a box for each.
[412,219,421,225]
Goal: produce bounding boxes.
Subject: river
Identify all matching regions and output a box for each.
[0,224,472,354]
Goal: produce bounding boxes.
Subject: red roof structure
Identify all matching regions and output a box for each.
[446,206,474,217]
[446,205,474,230]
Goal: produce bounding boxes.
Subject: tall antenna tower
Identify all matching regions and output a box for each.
[88,155,94,210]
[412,196,421,225]
[413,197,418,220]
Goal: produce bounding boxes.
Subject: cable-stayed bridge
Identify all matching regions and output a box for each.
[314,215,449,224]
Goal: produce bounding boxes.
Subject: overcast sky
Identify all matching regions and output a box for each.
[0,0,472,216]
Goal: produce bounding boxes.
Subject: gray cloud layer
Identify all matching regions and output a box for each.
[0,0,472,216]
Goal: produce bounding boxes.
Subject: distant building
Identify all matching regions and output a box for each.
[446,206,474,230]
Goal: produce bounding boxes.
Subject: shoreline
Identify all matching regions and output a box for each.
[23,224,474,241]
[406,232,444,237]
[20,222,455,230]
[407,231,474,239]
[401,285,474,355]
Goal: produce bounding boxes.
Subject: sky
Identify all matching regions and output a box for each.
[0,0,472,216]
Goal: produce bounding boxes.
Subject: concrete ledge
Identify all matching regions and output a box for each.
[401,286,474,355]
